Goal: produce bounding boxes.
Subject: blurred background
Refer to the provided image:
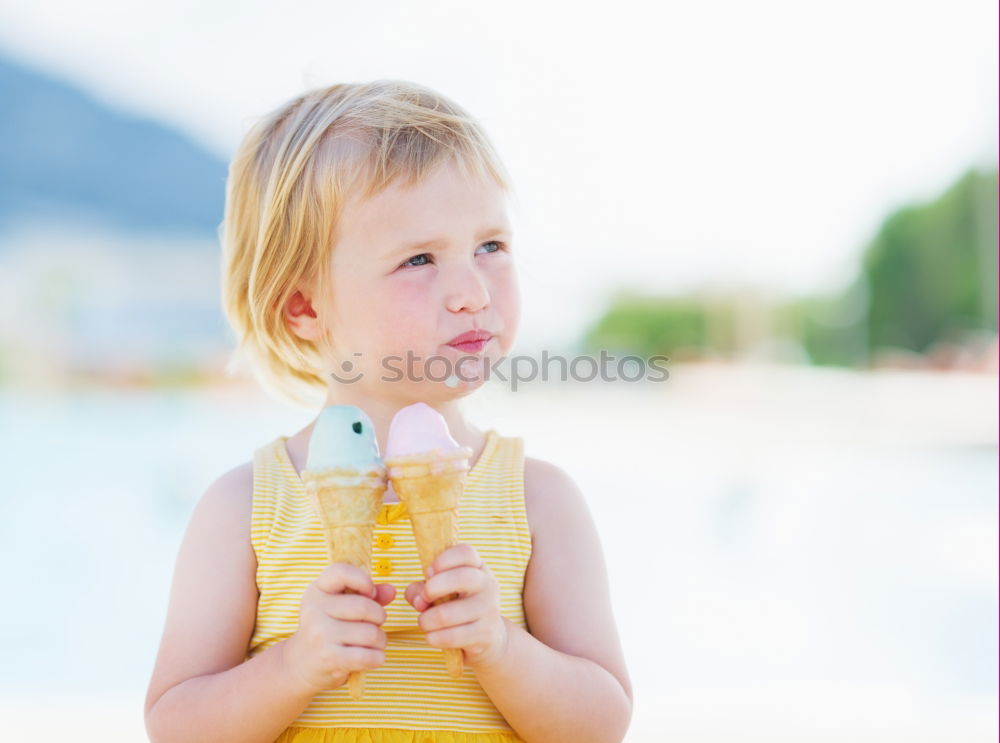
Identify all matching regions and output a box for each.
[0,1,996,740]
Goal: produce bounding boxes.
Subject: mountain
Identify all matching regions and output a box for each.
[0,50,228,239]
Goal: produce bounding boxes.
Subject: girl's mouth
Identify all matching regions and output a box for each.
[448,338,490,353]
[446,329,494,353]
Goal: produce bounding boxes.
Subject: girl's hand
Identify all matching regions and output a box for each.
[404,544,510,669]
[282,563,396,694]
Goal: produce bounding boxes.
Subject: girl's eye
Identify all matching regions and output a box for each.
[398,241,506,269]
[402,253,431,268]
[477,240,505,255]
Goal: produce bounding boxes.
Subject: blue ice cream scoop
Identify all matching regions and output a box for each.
[306,404,383,472]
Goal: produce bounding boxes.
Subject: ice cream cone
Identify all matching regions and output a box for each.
[385,446,472,678]
[302,466,386,699]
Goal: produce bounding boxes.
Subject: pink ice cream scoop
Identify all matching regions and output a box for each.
[385,402,466,459]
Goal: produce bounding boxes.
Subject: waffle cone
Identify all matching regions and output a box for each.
[385,447,472,678]
[302,466,386,699]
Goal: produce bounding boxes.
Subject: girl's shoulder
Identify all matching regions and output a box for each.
[206,460,255,506]
[522,455,590,542]
[191,460,256,537]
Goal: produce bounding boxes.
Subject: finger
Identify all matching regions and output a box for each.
[336,619,388,650]
[418,594,481,633]
[424,566,487,604]
[375,583,396,606]
[404,581,425,608]
[336,645,386,672]
[315,562,375,597]
[318,593,387,625]
[428,543,483,578]
[425,620,477,650]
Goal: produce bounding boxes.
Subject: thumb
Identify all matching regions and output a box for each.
[374,583,396,605]
[404,581,428,611]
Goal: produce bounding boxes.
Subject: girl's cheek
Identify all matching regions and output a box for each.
[372,283,432,342]
[387,275,430,306]
[386,278,432,319]
[490,258,519,290]
[492,267,521,322]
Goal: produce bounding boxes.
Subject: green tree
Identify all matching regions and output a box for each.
[580,292,711,358]
[582,165,998,367]
[862,167,998,354]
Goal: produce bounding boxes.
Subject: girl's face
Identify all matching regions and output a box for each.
[320,159,520,401]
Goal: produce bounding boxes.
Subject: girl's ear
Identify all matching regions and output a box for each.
[284,288,322,341]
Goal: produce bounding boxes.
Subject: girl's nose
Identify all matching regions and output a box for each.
[443,261,490,313]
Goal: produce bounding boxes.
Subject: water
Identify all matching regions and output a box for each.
[0,365,995,740]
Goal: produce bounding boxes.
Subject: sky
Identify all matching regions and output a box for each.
[0,0,996,350]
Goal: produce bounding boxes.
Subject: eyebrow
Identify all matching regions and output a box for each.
[390,225,512,257]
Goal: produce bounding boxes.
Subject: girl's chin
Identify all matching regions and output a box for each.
[333,349,499,393]
[452,354,494,381]
[414,357,492,397]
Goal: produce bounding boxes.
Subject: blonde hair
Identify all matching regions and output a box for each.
[219,80,514,409]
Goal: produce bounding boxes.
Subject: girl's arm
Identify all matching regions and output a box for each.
[406,456,633,743]
[472,457,633,743]
[145,463,396,743]
[143,463,318,743]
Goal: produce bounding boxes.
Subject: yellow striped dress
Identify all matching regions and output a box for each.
[248,428,531,743]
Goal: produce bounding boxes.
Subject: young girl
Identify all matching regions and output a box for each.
[144,80,632,743]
